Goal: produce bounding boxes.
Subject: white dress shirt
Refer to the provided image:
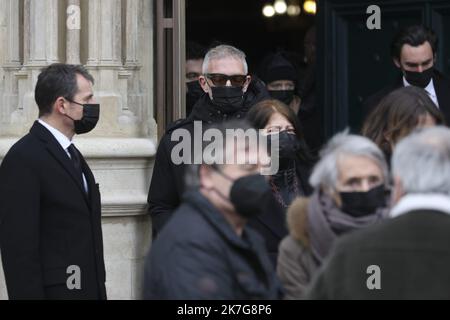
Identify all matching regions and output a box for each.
[38,119,88,193]
[403,77,439,108]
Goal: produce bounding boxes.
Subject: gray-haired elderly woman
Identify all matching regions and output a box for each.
[276,131,390,300]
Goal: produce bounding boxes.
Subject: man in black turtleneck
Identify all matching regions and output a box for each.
[148,44,270,237]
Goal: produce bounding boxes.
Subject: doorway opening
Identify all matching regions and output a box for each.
[186,0,316,77]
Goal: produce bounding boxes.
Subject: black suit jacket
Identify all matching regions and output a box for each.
[307,210,450,299]
[362,70,450,124]
[0,121,106,300]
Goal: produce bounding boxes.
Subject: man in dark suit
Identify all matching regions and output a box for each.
[0,64,106,300]
[307,126,450,299]
[363,25,450,124]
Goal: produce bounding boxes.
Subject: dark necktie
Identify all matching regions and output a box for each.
[67,144,84,189]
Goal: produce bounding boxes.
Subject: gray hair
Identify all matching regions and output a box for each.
[392,126,450,195]
[309,130,389,193]
[202,45,248,75]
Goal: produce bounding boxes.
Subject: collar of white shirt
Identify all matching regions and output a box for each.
[403,76,439,106]
[38,119,72,152]
[390,193,450,218]
[38,119,89,193]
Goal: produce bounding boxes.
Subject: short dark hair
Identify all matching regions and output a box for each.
[35,63,94,117]
[186,41,207,61]
[391,25,438,60]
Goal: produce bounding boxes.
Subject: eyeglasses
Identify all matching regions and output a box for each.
[263,126,295,135]
[205,73,248,87]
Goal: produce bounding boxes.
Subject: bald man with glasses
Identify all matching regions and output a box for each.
[147,44,271,237]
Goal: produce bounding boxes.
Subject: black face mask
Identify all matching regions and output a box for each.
[267,131,301,160]
[214,169,271,219]
[269,90,295,106]
[339,184,386,218]
[278,131,301,160]
[404,67,434,88]
[65,100,100,134]
[186,80,204,116]
[210,86,245,114]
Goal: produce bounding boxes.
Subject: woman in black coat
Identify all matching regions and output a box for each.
[246,99,316,265]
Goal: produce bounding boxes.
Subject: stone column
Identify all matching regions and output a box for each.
[7,0,61,136]
[0,0,21,132]
[125,0,139,67]
[86,0,122,67]
[66,0,81,64]
[1,0,21,67]
[75,0,154,299]
[86,0,140,137]
[26,0,59,65]
[123,0,145,135]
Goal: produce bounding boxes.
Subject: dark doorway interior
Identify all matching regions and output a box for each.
[186,0,316,76]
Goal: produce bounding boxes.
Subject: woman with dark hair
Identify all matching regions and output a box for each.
[248,99,315,206]
[246,99,315,264]
[362,86,445,163]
